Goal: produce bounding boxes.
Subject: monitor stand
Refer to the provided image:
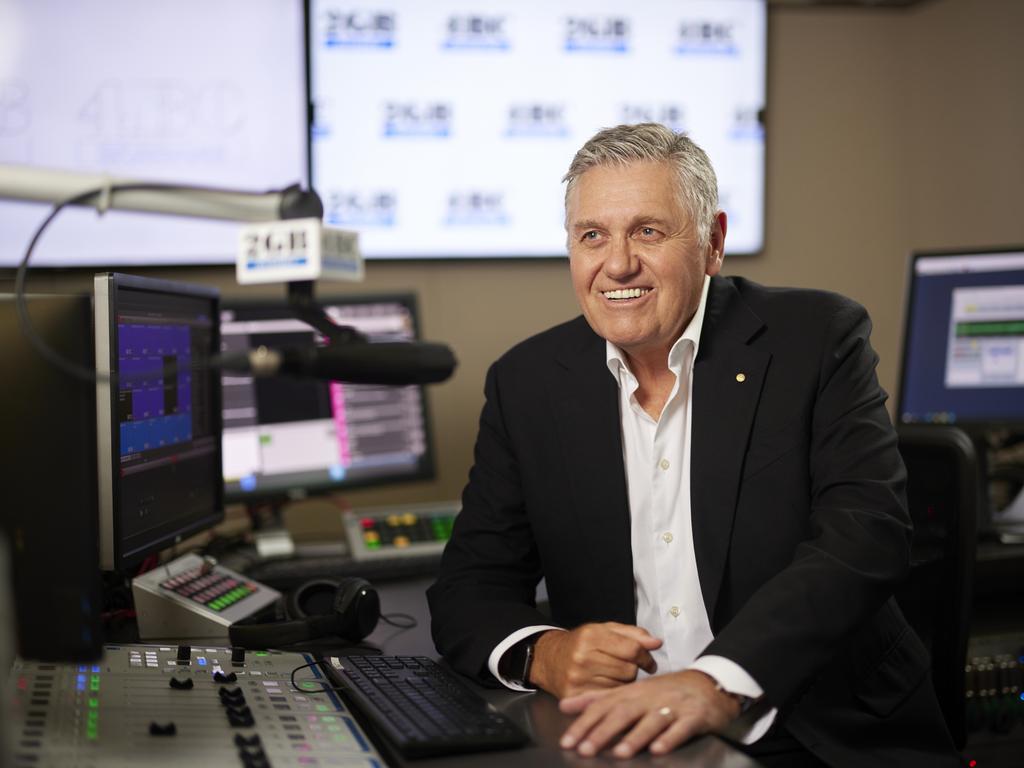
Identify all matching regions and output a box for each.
[244,499,309,560]
[252,527,297,559]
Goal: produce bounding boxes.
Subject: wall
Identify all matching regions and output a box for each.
[6,0,1023,516]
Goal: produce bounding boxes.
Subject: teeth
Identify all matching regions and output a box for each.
[602,288,650,300]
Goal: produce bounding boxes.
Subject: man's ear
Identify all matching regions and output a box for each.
[706,211,727,276]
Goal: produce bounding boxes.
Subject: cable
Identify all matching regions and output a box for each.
[13,180,277,384]
[290,659,347,695]
[379,612,417,630]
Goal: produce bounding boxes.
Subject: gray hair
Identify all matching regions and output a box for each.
[562,123,719,248]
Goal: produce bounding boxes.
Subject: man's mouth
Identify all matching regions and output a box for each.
[601,288,651,301]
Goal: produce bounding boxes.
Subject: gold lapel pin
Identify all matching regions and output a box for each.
[735,373,746,383]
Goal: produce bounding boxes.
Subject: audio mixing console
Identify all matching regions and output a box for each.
[6,643,386,767]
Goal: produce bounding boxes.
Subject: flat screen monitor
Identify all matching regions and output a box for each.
[219,295,434,502]
[1,293,104,661]
[898,247,1024,431]
[0,0,307,267]
[307,0,767,259]
[94,273,224,571]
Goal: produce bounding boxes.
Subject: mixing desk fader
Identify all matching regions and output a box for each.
[6,644,386,767]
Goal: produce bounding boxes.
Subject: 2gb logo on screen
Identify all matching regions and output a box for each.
[621,104,687,133]
[326,191,397,226]
[565,17,630,53]
[383,102,452,138]
[322,10,395,48]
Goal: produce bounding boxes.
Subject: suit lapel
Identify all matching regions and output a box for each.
[691,278,771,628]
[551,321,635,624]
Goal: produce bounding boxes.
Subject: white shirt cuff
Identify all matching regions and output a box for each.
[688,655,777,744]
[487,625,563,692]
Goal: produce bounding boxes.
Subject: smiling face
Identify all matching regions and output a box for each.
[566,161,725,365]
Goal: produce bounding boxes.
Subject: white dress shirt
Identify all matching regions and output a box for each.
[489,277,776,743]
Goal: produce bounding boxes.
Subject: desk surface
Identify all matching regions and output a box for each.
[360,577,761,768]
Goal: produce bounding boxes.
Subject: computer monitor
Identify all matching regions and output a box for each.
[308,0,767,258]
[94,273,224,572]
[219,294,434,502]
[1,293,104,661]
[898,246,1024,431]
[0,0,307,268]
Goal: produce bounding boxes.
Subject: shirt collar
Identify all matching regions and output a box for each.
[605,274,712,381]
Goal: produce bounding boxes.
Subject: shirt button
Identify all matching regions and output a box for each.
[662,532,673,544]
[669,606,681,618]
[659,458,670,470]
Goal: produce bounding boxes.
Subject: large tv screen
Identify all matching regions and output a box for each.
[308,0,766,259]
[0,0,307,267]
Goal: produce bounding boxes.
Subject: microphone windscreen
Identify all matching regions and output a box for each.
[279,342,456,385]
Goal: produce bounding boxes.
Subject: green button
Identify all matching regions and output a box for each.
[88,698,98,708]
[316,704,329,712]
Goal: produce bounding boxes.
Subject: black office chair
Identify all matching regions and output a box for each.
[895,424,981,750]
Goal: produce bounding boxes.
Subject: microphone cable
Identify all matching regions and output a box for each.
[13,180,268,384]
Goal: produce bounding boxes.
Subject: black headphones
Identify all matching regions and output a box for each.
[228,577,380,650]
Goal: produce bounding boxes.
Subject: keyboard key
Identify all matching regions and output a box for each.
[322,655,528,759]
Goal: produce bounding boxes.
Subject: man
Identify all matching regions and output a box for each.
[428,123,958,766]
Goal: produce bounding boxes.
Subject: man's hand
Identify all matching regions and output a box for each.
[528,623,662,698]
[557,669,743,759]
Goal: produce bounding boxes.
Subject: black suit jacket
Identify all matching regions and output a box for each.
[428,276,958,767]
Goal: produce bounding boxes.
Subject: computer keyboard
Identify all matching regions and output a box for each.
[321,654,530,759]
[241,551,442,590]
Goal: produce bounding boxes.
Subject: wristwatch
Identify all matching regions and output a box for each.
[715,682,756,714]
[502,635,539,688]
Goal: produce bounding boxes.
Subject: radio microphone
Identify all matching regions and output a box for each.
[218,341,457,386]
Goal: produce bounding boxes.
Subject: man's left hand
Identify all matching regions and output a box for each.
[557,669,742,759]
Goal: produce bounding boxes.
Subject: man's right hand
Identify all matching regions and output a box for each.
[529,623,662,699]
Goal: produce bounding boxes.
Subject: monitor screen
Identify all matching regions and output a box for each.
[219,295,434,501]
[94,273,223,571]
[898,247,1024,430]
[0,0,307,267]
[308,0,766,259]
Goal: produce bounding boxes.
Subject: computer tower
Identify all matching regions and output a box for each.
[0,294,104,661]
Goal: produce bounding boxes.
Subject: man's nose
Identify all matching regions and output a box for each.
[603,236,639,279]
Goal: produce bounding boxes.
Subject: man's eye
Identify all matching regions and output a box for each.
[640,227,657,237]
[583,231,600,240]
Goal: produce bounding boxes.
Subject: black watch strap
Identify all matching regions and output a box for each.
[503,635,539,687]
